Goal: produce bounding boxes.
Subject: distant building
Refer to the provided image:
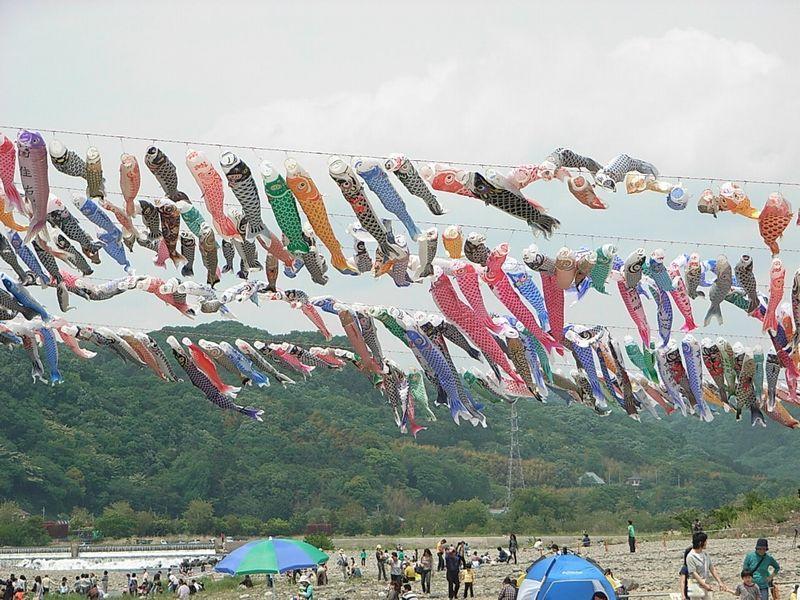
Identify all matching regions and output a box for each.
[577,472,606,486]
[625,474,643,488]
[43,520,70,539]
[305,523,332,535]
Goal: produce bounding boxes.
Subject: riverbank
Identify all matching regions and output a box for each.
[5,535,799,599]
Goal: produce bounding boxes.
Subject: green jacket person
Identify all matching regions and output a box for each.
[742,538,779,594]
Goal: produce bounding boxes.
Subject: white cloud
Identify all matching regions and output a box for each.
[204,27,798,182]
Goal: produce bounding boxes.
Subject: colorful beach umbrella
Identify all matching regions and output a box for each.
[214,538,329,574]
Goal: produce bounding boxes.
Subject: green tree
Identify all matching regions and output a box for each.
[304,533,333,550]
[69,506,94,529]
[262,518,291,537]
[343,476,380,509]
[95,501,137,539]
[183,500,215,534]
[336,504,368,536]
[1,321,797,534]
[0,502,49,546]
[444,499,489,532]
[221,514,242,536]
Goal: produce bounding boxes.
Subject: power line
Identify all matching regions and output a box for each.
[3,123,800,187]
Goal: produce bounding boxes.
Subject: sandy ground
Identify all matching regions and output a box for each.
[7,536,800,599]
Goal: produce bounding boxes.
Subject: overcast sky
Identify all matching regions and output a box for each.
[2,0,799,370]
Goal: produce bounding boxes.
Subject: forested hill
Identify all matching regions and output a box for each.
[2,321,798,535]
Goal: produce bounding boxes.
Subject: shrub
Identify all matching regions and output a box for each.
[304,532,333,550]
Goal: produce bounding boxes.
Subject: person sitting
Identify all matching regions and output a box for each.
[239,575,253,589]
[400,583,418,600]
[470,552,481,568]
[604,568,638,598]
[298,576,314,600]
[496,546,509,563]
[498,577,516,600]
[403,562,417,583]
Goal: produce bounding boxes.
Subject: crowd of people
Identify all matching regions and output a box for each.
[342,535,524,599]
[245,534,525,600]
[323,529,793,600]
[0,568,208,600]
[5,527,799,600]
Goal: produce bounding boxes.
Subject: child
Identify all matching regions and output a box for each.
[460,563,475,598]
[360,548,367,567]
[734,570,759,600]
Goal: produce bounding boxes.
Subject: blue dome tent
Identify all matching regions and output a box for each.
[517,553,618,600]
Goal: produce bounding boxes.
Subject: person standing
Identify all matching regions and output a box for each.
[686,532,730,599]
[376,545,388,581]
[129,574,138,597]
[3,576,15,600]
[445,547,461,599]
[460,563,475,598]
[360,548,367,567]
[679,545,692,600]
[32,576,43,600]
[390,552,403,585]
[437,539,447,572]
[455,542,466,568]
[336,549,348,581]
[734,571,760,600]
[508,534,518,565]
[100,572,108,595]
[419,548,433,594]
[627,520,636,553]
[742,539,780,600]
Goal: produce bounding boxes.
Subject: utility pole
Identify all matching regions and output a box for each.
[505,401,524,511]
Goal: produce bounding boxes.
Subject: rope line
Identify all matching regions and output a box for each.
[30,182,800,255]
[3,123,800,187]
